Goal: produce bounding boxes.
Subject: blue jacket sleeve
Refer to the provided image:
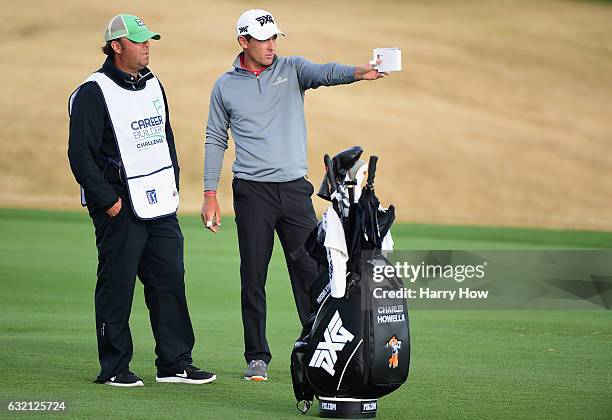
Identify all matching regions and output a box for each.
[204,77,230,192]
[290,56,357,91]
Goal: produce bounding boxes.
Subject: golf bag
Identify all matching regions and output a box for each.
[291,147,410,417]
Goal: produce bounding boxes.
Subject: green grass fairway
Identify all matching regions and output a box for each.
[0,209,611,418]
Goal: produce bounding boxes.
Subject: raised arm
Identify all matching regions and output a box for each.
[291,56,385,91]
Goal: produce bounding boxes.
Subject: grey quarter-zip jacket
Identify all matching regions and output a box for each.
[204,54,357,191]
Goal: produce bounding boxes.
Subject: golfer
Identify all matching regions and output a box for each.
[68,14,215,386]
[201,9,385,381]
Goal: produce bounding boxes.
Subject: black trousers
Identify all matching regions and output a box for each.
[89,199,194,382]
[233,177,319,364]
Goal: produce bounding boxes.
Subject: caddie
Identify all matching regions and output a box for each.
[68,14,215,387]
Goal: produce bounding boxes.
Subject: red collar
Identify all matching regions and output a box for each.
[239,54,268,76]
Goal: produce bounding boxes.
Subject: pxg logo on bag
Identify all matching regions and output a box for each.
[146,189,158,205]
[309,311,354,376]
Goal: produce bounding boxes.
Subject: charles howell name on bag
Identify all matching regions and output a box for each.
[376,304,406,324]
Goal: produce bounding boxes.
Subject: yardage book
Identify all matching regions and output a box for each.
[372,48,402,72]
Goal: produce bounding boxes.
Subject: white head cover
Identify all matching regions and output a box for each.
[236,9,285,40]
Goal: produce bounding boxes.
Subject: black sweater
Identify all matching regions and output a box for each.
[68,57,180,211]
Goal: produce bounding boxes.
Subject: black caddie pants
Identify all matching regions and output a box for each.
[89,200,194,382]
[233,177,319,364]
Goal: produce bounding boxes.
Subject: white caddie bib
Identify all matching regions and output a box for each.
[69,72,179,219]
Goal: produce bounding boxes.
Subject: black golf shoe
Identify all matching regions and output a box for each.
[103,371,144,387]
[156,365,216,384]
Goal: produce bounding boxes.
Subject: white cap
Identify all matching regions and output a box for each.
[236,9,285,41]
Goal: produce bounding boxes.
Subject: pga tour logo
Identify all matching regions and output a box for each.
[308,311,354,376]
[146,189,158,205]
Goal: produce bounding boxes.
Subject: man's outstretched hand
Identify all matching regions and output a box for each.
[354,59,387,80]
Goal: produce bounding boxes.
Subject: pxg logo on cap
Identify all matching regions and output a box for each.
[236,9,285,41]
[255,14,274,26]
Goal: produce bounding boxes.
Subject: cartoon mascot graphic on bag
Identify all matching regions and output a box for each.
[385,335,402,368]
